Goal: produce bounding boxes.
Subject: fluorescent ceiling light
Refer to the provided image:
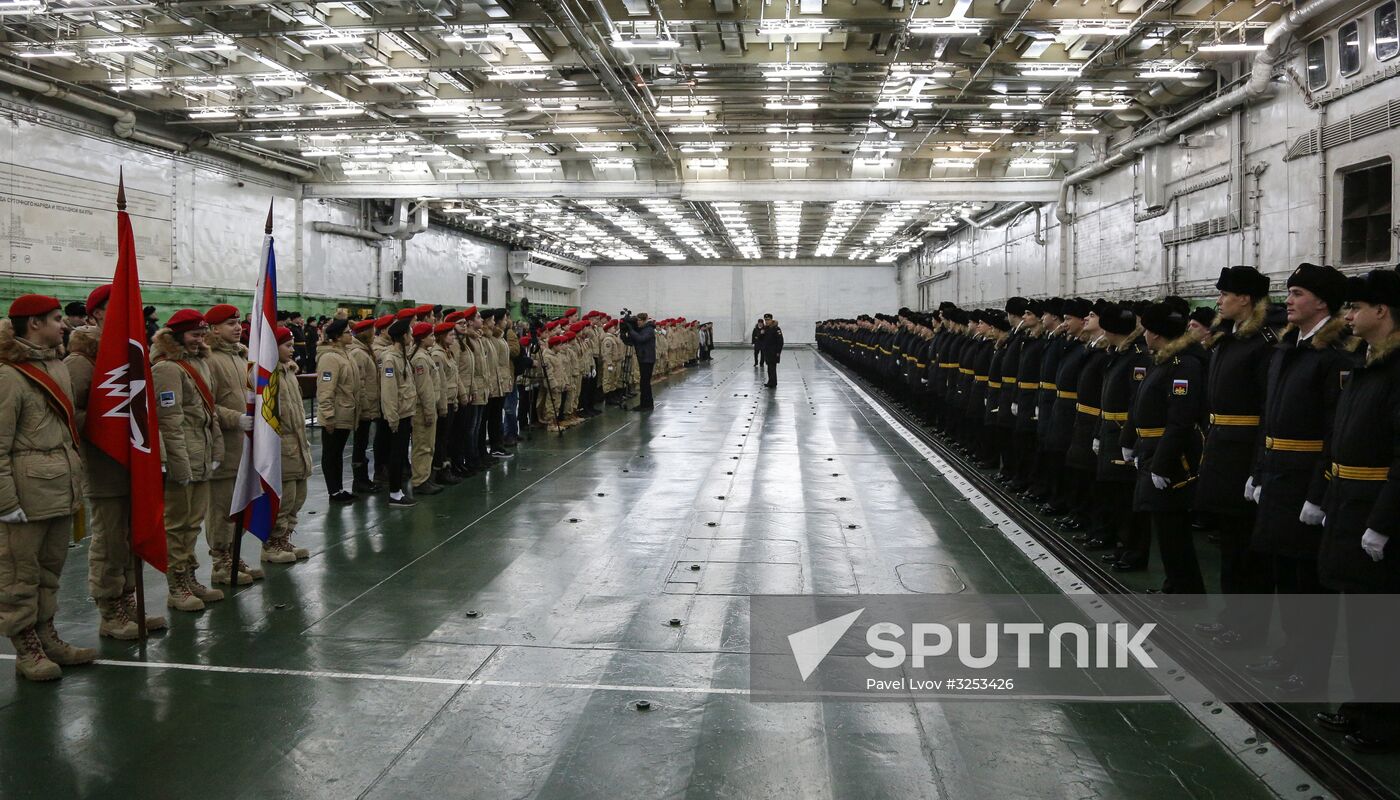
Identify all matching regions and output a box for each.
[314,107,364,116]
[18,50,76,58]
[188,109,236,119]
[611,36,682,50]
[757,22,834,36]
[593,158,635,168]
[680,145,723,153]
[989,100,1043,110]
[309,133,351,140]
[301,149,341,157]
[443,32,514,43]
[488,145,532,154]
[367,74,424,84]
[1010,157,1052,167]
[304,35,367,46]
[527,103,578,112]
[765,99,819,110]
[968,126,1014,134]
[907,22,982,36]
[488,70,548,81]
[552,126,598,134]
[454,129,505,139]
[687,158,727,169]
[184,82,237,92]
[770,144,813,152]
[1074,101,1129,111]
[1061,126,1099,135]
[1019,66,1080,76]
[176,42,238,53]
[933,158,976,168]
[669,123,716,132]
[856,158,896,167]
[1059,22,1132,36]
[252,77,307,87]
[1196,42,1264,52]
[656,107,711,116]
[876,99,933,109]
[575,143,622,152]
[253,110,304,119]
[774,158,809,167]
[91,43,152,54]
[1137,69,1201,78]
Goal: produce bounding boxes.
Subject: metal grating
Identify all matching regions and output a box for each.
[1285,98,1400,161]
[1159,214,1241,247]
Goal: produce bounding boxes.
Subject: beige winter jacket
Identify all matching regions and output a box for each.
[206,336,249,481]
[349,336,381,422]
[0,322,85,520]
[378,343,416,427]
[315,342,360,431]
[277,359,313,481]
[152,328,223,485]
[65,326,126,499]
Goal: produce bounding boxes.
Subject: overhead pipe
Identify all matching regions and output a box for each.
[312,221,386,241]
[1056,0,1349,225]
[0,65,316,180]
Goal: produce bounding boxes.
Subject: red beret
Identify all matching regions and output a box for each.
[444,311,465,323]
[564,307,578,316]
[547,335,564,346]
[85,285,112,316]
[353,319,376,333]
[519,335,532,348]
[603,319,618,330]
[412,322,434,339]
[562,332,576,342]
[373,314,394,330]
[9,294,60,318]
[415,304,434,315]
[204,303,239,325]
[166,308,208,334]
[396,308,417,320]
[275,326,294,344]
[461,305,478,320]
[568,321,588,333]
[434,322,454,335]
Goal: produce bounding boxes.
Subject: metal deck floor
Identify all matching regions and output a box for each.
[0,348,1280,799]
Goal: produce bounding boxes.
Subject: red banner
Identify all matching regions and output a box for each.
[84,195,168,572]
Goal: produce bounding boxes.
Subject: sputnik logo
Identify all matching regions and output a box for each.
[96,338,153,454]
[788,608,864,681]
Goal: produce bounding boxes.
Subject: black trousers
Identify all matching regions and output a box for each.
[766,359,777,386]
[387,417,413,494]
[1270,553,1337,684]
[1216,512,1273,636]
[1152,510,1205,594]
[485,396,505,450]
[352,419,373,485]
[475,402,490,459]
[463,404,484,467]
[321,426,351,494]
[638,362,655,408]
[1341,592,1400,740]
[434,413,451,468]
[373,418,393,482]
[753,346,761,366]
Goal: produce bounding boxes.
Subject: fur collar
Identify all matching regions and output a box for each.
[1205,298,1268,348]
[67,325,100,359]
[1280,315,1354,351]
[1153,331,1197,365]
[151,328,210,362]
[1110,326,1144,352]
[1085,334,1109,350]
[1365,330,1400,367]
[209,336,247,358]
[0,320,59,364]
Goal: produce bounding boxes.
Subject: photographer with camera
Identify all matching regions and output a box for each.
[620,310,656,412]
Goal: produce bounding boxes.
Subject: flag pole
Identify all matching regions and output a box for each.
[117,169,150,641]
[230,201,274,589]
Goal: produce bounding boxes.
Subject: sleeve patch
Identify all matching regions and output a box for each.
[158,390,176,408]
[1133,366,1147,381]
[384,366,395,377]
[321,371,333,381]
[1172,379,1189,396]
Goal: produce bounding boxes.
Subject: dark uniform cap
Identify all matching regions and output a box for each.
[1141,302,1188,339]
[1005,296,1029,316]
[1216,265,1271,299]
[324,318,349,339]
[388,318,412,340]
[1024,298,1045,316]
[1043,297,1066,318]
[1162,295,1191,318]
[1345,269,1400,308]
[1062,297,1093,319]
[1188,307,1216,327]
[1286,262,1348,313]
[987,312,1012,332]
[1098,302,1138,335]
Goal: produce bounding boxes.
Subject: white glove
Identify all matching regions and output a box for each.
[239,415,254,432]
[1122,447,1135,463]
[1011,403,1018,416]
[1362,529,1389,561]
[1092,438,1100,455]
[1244,476,1257,503]
[1033,407,1039,421]
[0,507,28,524]
[1299,501,1326,526]
[1151,473,1170,490]
[211,460,221,472]
[177,477,191,487]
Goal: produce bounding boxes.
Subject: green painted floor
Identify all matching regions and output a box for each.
[0,348,1280,800]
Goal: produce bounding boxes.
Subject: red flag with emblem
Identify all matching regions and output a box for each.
[84,172,168,572]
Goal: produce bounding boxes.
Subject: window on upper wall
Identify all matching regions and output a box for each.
[1306,38,1329,89]
[1378,2,1399,60]
[1339,160,1393,265]
[482,276,489,305]
[466,274,475,303]
[1339,20,1363,76]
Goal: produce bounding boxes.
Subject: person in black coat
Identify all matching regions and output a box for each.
[1195,266,1277,647]
[1041,298,1092,520]
[1121,302,1208,596]
[980,312,1012,467]
[622,313,657,411]
[1094,302,1152,569]
[1315,269,1400,752]
[993,297,1029,483]
[758,316,784,387]
[751,318,765,367]
[1010,300,1046,493]
[1245,262,1359,694]
[1064,306,1110,536]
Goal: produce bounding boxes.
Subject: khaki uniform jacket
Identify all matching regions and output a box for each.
[315,343,360,431]
[0,324,85,520]
[277,359,313,481]
[601,333,623,392]
[465,333,490,406]
[378,344,417,427]
[453,339,474,406]
[409,344,440,423]
[542,349,568,392]
[65,326,126,499]
[152,329,224,485]
[430,343,455,417]
[490,334,512,396]
[349,337,381,422]
[207,337,250,481]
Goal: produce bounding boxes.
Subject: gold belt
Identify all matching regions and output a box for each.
[1210,413,1261,426]
[1136,427,1165,438]
[988,380,1002,388]
[1331,463,1390,481]
[975,376,989,382]
[1102,411,1129,422]
[1057,390,1078,399]
[1265,436,1323,452]
[959,368,974,375]
[1040,381,1056,390]
[1076,403,1101,416]
[1018,381,1038,389]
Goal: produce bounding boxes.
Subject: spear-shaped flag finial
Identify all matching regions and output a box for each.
[265,198,274,235]
[117,167,127,211]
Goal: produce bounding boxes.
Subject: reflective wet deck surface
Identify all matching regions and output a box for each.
[0,348,1278,799]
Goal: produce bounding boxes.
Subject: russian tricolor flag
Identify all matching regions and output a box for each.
[230,207,283,540]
